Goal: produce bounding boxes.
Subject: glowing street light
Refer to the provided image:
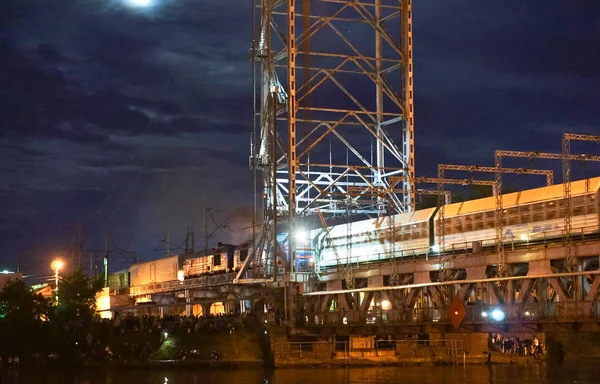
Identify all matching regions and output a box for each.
[51,259,65,304]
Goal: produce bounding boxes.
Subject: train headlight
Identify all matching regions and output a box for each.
[431,245,440,253]
[295,230,309,242]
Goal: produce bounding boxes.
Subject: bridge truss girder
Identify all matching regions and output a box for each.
[296,271,600,329]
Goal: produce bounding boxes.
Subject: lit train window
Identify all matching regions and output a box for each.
[589,195,597,213]
[533,203,544,222]
[546,204,557,220]
[454,217,463,233]
[464,215,473,231]
[520,205,532,223]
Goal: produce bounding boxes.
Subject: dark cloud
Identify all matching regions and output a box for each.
[0,0,598,274]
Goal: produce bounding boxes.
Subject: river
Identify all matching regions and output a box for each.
[2,363,600,384]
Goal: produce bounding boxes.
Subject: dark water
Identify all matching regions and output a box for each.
[2,363,599,384]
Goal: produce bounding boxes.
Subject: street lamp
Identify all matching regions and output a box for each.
[51,259,65,304]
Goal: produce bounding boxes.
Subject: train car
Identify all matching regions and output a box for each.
[233,241,252,272]
[316,207,437,269]
[108,269,130,292]
[129,255,181,287]
[183,241,252,278]
[436,176,600,248]
[183,248,228,277]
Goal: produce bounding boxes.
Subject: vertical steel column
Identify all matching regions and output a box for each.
[375,0,384,189]
[401,0,415,211]
[437,168,446,280]
[562,136,573,271]
[287,0,297,273]
[494,153,505,276]
[272,91,278,280]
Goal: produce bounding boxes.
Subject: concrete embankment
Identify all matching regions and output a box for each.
[271,333,491,368]
[545,332,600,362]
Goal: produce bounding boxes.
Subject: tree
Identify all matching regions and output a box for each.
[0,278,50,356]
[54,271,104,322]
[48,272,104,358]
[0,278,50,323]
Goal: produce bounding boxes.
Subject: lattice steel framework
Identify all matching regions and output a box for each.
[249,0,415,277]
[495,148,600,273]
[390,175,497,281]
[562,134,600,271]
[438,164,555,277]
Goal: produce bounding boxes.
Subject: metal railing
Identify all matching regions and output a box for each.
[296,302,600,327]
[272,339,464,361]
[130,272,238,296]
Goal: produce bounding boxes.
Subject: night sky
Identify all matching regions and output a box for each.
[1,1,599,277]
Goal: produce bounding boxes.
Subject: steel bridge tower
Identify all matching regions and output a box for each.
[245,0,415,278]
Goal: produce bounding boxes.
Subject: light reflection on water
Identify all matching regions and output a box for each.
[4,363,600,384]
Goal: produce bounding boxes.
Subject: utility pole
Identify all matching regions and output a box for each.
[185,226,189,253]
[78,223,84,272]
[190,227,195,253]
[204,208,209,257]
[104,232,110,288]
[165,229,170,257]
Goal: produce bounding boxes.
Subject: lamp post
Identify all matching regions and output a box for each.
[51,259,64,304]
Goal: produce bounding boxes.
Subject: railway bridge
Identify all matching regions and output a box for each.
[112,230,600,335]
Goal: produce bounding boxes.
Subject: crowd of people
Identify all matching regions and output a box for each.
[108,312,242,336]
[490,333,545,358]
[82,313,248,362]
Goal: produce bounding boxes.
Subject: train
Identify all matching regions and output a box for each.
[126,176,599,287]
[128,241,253,287]
[314,176,600,268]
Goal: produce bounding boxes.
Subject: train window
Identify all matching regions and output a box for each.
[532,203,544,222]
[573,196,586,207]
[464,215,473,231]
[213,254,221,266]
[519,205,531,223]
[484,212,494,229]
[444,221,453,235]
[546,204,557,220]
[588,195,597,213]
[454,217,463,233]
[574,205,585,216]
[240,249,248,261]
